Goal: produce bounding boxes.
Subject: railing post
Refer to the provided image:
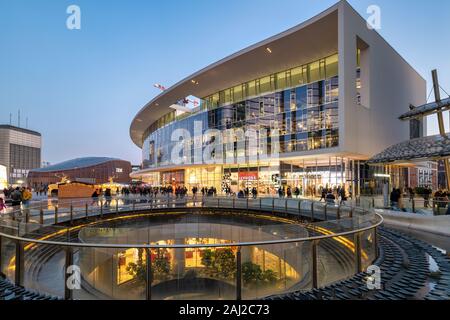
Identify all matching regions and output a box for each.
[233,197,235,209]
[260,197,262,209]
[54,206,58,224]
[372,197,375,208]
[246,198,249,213]
[70,204,73,225]
[272,198,275,215]
[354,232,362,273]
[298,200,302,221]
[324,204,328,221]
[25,209,29,223]
[412,198,416,213]
[349,207,354,218]
[133,200,136,213]
[312,240,318,289]
[145,248,152,300]
[100,200,103,218]
[311,202,315,221]
[374,228,379,259]
[337,204,341,220]
[0,236,2,271]
[39,207,44,225]
[64,246,74,300]
[285,199,288,215]
[85,203,88,219]
[236,247,242,300]
[15,240,24,286]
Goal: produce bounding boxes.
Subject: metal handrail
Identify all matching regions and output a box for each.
[0,196,382,249]
[0,195,382,299]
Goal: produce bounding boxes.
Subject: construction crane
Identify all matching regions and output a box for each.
[153,83,199,107]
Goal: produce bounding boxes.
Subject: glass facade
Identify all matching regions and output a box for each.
[141,54,339,139]
[142,74,339,169]
[138,54,343,195]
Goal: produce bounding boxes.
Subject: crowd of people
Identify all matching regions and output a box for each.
[390,186,450,214]
[1,186,33,213]
[2,182,450,215]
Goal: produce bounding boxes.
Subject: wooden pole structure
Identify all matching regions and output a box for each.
[432,70,450,190]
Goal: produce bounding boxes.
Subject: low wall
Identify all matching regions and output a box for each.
[378,210,450,237]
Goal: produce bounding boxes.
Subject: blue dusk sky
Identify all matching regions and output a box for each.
[1,0,449,165]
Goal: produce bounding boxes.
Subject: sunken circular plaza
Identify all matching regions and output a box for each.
[0,197,448,300]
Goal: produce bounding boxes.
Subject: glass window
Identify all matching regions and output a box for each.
[259,76,271,94]
[233,85,243,103]
[224,88,232,105]
[326,54,339,78]
[276,72,286,90]
[309,61,321,83]
[291,67,303,86]
[247,80,256,98]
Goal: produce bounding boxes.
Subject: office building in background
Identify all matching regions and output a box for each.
[0,124,42,186]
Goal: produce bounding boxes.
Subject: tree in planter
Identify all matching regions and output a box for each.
[214,249,236,279]
[153,249,171,280]
[126,248,171,283]
[261,269,278,284]
[126,260,146,283]
[201,248,236,280]
[242,262,263,284]
[241,262,278,286]
[201,249,215,269]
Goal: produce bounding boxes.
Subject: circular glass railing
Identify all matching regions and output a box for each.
[0,196,382,300]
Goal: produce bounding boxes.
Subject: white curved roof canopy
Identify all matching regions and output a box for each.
[130,4,339,147]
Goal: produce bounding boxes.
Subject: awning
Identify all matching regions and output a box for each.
[367,134,450,164]
[399,97,450,121]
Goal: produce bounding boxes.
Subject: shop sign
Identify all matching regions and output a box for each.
[238,172,258,181]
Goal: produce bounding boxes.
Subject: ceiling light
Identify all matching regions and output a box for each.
[266,47,272,53]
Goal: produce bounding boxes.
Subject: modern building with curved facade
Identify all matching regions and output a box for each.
[130,1,426,197]
[27,157,132,188]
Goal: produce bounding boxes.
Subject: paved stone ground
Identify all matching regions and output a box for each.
[265,227,450,300]
[0,275,60,300]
